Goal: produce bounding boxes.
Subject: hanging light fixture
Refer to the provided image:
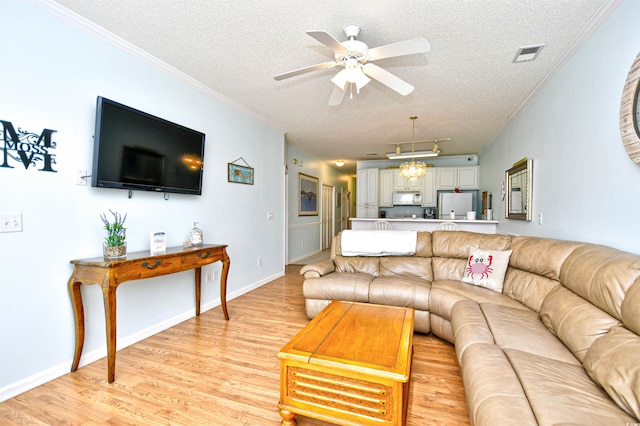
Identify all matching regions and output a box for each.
[399,116,427,181]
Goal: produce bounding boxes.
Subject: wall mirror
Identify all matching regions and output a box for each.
[505,159,532,220]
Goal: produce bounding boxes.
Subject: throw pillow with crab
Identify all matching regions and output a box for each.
[461,247,512,293]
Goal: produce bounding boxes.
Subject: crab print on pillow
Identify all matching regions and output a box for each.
[461,247,512,293]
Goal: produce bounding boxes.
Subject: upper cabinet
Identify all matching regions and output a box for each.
[356,168,379,217]
[421,168,437,207]
[393,169,422,191]
[436,166,478,190]
[379,169,394,207]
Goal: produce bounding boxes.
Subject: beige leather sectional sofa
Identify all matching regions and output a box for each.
[300,230,640,425]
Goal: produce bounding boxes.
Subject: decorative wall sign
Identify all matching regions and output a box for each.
[227,157,254,185]
[298,173,319,216]
[0,120,57,172]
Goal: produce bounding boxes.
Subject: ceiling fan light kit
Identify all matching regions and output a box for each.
[274,25,430,105]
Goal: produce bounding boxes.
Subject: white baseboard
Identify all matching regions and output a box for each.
[288,249,322,264]
[0,270,284,402]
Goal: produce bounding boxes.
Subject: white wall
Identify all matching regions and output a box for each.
[286,145,349,263]
[479,0,640,255]
[0,0,284,400]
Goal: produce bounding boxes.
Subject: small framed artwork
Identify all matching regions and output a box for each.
[298,173,319,216]
[228,162,254,185]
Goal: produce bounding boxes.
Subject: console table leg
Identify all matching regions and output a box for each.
[194,267,202,316]
[102,283,117,383]
[220,249,230,320]
[68,275,84,372]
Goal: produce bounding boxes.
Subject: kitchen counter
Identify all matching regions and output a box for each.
[349,218,498,233]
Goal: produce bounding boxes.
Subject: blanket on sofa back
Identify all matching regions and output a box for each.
[340,230,417,256]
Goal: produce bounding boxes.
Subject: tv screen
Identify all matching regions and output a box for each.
[92,96,205,195]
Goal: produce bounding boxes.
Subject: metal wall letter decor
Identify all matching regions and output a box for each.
[0,120,57,172]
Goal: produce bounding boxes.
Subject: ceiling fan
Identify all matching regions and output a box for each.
[274,25,430,105]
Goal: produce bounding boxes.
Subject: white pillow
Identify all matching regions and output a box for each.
[461,246,512,293]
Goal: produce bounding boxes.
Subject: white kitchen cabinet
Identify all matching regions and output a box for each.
[379,169,394,207]
[457,166,479,189]
[421,168,437,207]
[356,168,379,217]
[393,169,422,191]
[436,166,478,190]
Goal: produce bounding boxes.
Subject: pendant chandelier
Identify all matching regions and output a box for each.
[399,116,427,181]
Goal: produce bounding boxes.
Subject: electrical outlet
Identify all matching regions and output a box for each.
[538,213,543,225]
[258,256,262,266]
[0,213,22,233]
[76,170,88,186]
[301,240,304,247]
[213,270,219,281]
[206,271,213,282]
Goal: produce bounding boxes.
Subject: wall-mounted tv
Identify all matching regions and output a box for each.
[92,96,205,195]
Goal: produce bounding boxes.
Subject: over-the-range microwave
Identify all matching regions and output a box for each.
[392,192,421,205]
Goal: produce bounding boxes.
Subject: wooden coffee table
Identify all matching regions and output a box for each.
[278,301,415,426]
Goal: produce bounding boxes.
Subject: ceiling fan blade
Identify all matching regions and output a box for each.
[328,85,346,106]
[273,61,337,81]
[367,38,431,61]
[362,63,414,95]
[306,30,349,53]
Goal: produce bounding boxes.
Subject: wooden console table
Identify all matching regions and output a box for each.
[68,244,230,383]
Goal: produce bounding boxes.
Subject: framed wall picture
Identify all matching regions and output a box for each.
[228,162,254,185]
[298,173,319,216]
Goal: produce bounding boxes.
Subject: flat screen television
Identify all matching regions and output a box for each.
[92,96,205,195]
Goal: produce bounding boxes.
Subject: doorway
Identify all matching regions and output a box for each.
[322,184,334,250]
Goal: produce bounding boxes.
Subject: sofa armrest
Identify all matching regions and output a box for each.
[300,259,336,278]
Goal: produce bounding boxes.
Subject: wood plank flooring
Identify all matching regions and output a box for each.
[0,265,469,425]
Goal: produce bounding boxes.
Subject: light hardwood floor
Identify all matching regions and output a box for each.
[0,265,469,425]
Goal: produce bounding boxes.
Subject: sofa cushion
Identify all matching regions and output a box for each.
[459,343,537,425]
[461,247,512,293]
[504,349,637,424]
[481,303,580,365]
[334,256,380,276]
[303,273,373,302]
[560,244,640,321]
[432,230,511,258]
[502,267,559,313]
[508,236,582,281]
[430,280,526,320]
[622,280,640,334]
[368,276,431,311]
[540,285,621,362]
[583,326,640,420]
[380,256,432,281]
[432,257,466,281]
[451,300,495,363]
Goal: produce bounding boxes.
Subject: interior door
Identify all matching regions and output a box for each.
[341,190,350,231]
[322,185,334,250]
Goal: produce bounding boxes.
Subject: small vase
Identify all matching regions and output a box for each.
[104,242,127,258]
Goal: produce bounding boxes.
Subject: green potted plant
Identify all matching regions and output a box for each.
[101,210,127,258]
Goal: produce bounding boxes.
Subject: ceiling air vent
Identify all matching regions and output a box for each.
[513,44,545,63]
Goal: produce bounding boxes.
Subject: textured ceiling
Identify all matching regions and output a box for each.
[52,0,619,173]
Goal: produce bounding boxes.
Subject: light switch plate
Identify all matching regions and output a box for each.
[0,213,23,233]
